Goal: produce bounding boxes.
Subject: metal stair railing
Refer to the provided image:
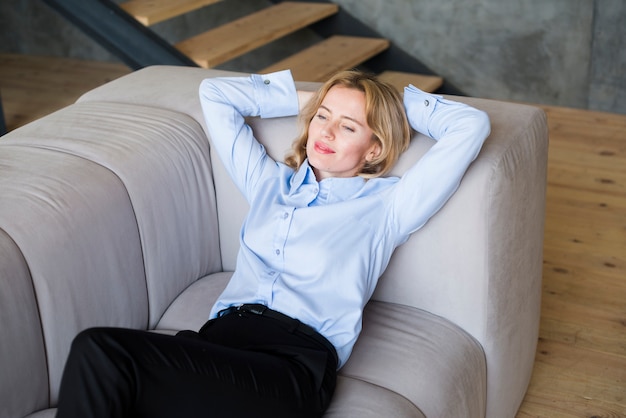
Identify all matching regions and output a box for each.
[0,95,6,136]
[41,0,198,70]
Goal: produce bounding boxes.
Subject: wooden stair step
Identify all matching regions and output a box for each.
[261,35,390,82]
[120,0,222,26]
[377,71,443,94]
[175,2,339,68]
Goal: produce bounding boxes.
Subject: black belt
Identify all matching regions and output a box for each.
[218,304,337,364]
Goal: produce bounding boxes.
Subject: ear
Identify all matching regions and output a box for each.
[365,141,382,162]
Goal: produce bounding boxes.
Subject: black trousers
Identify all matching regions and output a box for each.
[56,308,337,418]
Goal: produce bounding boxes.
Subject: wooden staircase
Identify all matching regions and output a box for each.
[118,0,443,93]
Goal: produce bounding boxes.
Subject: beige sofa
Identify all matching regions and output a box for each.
[0,66,548,418]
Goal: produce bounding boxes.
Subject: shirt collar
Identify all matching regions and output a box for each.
[290,159,316,191]
[289,160,366,205]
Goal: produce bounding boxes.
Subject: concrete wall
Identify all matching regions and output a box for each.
[1,0,624,114]
[335,0,625,114]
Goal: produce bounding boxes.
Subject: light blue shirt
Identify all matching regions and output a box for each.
[199,70,490,368]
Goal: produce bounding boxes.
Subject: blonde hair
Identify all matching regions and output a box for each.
[285,70,411,178]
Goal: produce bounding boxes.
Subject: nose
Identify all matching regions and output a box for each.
[321,122,336,140]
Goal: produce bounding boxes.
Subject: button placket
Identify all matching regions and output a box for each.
[273,207,293,261]
[256,275,274,305]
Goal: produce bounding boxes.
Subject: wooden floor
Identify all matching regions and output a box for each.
[0,54,132,131]
[1,54,625,417]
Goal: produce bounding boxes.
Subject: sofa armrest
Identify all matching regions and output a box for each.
[374,97,548,418]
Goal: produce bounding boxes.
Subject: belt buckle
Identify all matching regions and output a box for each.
[217,306,238,317]
[243,304,267,316]
[219,304,268,318]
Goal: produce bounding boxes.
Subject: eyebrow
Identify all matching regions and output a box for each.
[319,105,364,127]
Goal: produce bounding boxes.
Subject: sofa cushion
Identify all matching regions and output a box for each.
[341,301,487,418]
[27,377,427,418]
[24,410,56,418]
[156,271,233,331]
[156,272,485,417]
[325,376,426,417]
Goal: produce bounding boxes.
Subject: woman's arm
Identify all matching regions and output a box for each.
[199,70,299,200]
[390,85,491,239]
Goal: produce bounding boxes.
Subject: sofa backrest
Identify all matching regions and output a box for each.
[0,142,149,406]
[0,227,48,418]
[0,98,222,406]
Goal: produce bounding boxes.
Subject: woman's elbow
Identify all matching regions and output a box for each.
[474,109,491,141]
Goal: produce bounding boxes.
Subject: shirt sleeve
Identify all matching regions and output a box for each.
[198,70,299,201]
[388,85,491,240]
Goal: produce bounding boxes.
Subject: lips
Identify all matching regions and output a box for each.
[314,141,335,154]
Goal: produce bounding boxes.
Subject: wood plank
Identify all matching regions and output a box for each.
[260,35,389,82]
[548,146,626,174]
[120,0,222,26]
[547,164,625,197]
[542,256,625,315]
[0,54,130,131]
[543,106,626,145]
[543,216,625,247]
[515,105,626,417]
[377,70,443,94]
[547,195,626,225]
[175,2,338,68]
[546,186,626,224]
[517,339,626,418]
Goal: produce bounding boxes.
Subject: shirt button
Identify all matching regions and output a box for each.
[275,249,280,255]
[283,212,289,219]
[264,79,270,85]
[424,99,430,107]
[269,271,276,276]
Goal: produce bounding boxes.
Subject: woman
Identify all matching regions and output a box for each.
[56,69,490,417]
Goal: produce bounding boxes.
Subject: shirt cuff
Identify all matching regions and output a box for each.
[403,84,441,136]
[252,70,299,119]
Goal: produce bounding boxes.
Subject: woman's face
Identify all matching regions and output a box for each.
[306,85,380,181]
